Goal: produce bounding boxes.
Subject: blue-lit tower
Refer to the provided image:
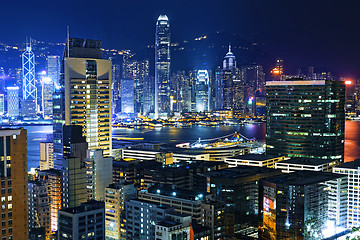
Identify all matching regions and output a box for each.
[196,70,210,112]
[22,39,37,117]
[155,15,170,118]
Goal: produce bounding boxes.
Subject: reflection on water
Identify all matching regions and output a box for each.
[345,121,360,162]
[113,124,266,144]
[22,121,360,170]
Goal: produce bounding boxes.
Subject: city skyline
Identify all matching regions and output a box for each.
[0,0,359,77]
[1,2,360,239]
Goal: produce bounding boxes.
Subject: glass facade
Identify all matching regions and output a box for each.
[155,15,170,117]
[266,79,345,160]
[53,38,112,170]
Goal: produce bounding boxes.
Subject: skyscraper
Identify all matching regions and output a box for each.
[259,171,346,239]
[266,78,345,160]
[105,182,137,240]
[120,78,134,114]
[46,55,60,89]
[111,63,121,115]
[155,15,170,118]
[22,39,37,117]
[85,149,112,201]
[53,38,112,169]
[40,141,54,170]
[42,76,53,118]
[0,94,4,115]
[28,180,51,237]
[195,70,210,112]
[6,86,19,117]
[215,45,239,111]
[0,128,28,240]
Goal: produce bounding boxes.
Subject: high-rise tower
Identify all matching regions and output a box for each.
[155,15,170,118]
[53,38,112,170]
[22,39,37,117]
[196,70,210,112]
[47,55,61,89]
[266,78,345,160]
[0,128,28,240]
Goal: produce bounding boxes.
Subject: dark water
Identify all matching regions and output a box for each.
[23,121,359,170]
[113,124,266,144]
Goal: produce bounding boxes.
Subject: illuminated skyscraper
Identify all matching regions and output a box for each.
[195,70,210,112]
[111,63,121,115]
[266,78,345,160]
[6,86,19,117]
[0,94,4,115]
[155,15,170,118]
[22,39,37,117]
[53,38,112,170]
[0,128,28,240]
[47,55,61,89]
[42,76,53,118]
[105,182,137,240]
[143,76,155,116]
[215,45,239,111]
[120,78,134,114]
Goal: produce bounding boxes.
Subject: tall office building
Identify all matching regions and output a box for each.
[258,171,347,239]
[22,39,37,117]
[126,199,191,240]
[0,128,28,240]
[53,38,112,170]
[39,141,54,170]
[6,86,19,117]
[28,180,51,237]
[155,15,171,118]
[195,70,210,112]
[143,76,155,116]
[266,79,345,160]
[120,78,134,114]
[174,71,192,113]
[85,149,112,201]
[37,169,62,232]
[62,156,87,209]
[42,76,53,118]
[333,159,360,228]
[215,45,238,111]
[105,182,137,240]
[0,94,4,115]
[46,55,60,89]
[111,63,121,115]
[58,200,105,240]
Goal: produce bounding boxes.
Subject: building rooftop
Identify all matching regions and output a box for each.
[201,166,280,179]
[335,159,360,169]
[263,171,343,186]
[113,160,162,169]
[145,185,207,201]
[277,157,338,166]
[60,200,104,214]
[156,220,181,228]
[227,154,283,161]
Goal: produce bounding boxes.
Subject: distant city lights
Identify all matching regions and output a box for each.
[271,68,281,75]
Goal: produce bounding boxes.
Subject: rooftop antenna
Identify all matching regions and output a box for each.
[229,43,231,53]
[67,25,70,57]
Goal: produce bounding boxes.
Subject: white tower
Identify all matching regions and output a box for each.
[22,38,37,116]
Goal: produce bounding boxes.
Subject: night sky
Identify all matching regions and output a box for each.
[1,0,359,77]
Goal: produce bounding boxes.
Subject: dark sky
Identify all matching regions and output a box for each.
[1,0,359,77]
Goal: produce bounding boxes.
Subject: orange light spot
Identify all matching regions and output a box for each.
[272,68,280,75]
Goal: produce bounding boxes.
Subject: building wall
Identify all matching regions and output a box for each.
[0,128,28,240]
[266,80,345,160]
[64,57,112,156]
